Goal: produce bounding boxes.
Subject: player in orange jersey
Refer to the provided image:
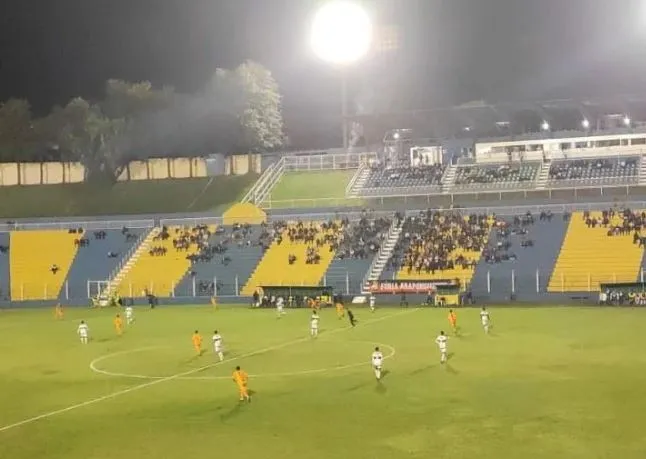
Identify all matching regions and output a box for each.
[232,365,251,402]
[192,330,203,356]
[336,301,345,319]
[448,309,458,334]
[113,314,123,335]
[54,303,64,320]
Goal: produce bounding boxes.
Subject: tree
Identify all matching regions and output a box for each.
[206,61,285,153]
[53,98,130,182]
[0,99,36,161]
[103,79,175,120]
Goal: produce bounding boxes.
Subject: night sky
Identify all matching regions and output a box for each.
[1,0,645,144]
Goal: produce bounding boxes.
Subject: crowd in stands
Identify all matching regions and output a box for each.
[272,220,344,265]
[481,212,538,264]
[389,210,491,275]
[149,225,212,256]
[453,163,538,187]
[332,214,392,260]
[581,208,646,244]
[548,157,638,182]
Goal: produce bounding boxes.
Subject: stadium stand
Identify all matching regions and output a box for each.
[324,215,392,293]
[360,165,445,194]
[241,221,342,295]
[0,232,9,301]
[385,211,492,286]
[452,162,540,190]
[547,156,639,187]
[10,230,79,300]
[470,211,569,301]
[548,210,644,292]
[174,224,265,296]
[115,225,214,297]
[63,228,145,299]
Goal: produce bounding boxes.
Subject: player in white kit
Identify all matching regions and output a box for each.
[212,330,224,361]
[480,307,490,334]
[435,330,448,363]
[369,295,376,312]
[125,306,134,325]
[372,346,384,380]
[77,320,89,344]
[310,311,320,337]
[276,296,285,317]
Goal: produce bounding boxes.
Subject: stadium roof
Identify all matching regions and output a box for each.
[349,94,646,144]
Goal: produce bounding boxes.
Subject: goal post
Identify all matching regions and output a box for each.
[87,280,111,300]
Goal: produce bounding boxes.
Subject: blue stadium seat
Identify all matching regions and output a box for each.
[63,228,145,300]
[360,165,445,195]
[174,224,265,297]
[452,162,540,190]
[547,156,639,187]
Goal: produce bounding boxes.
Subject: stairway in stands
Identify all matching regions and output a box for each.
[114,226,216,298]
[535,162,551,190]
[10,230,79,300]
[361,219,403,291]
[104,228,158,296]
[346,164,371,197]
[440,164,457,193]
[639,156,646,186]
[548,212,643,292]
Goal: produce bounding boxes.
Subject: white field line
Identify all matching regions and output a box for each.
[186,177,214,210]
[0,308,418,433]
[90,341,396,380]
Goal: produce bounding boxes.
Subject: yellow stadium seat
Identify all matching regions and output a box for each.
[241,223,337,296]
[114,225,214,297]
[10,230,80,300]
[548,212,644,292]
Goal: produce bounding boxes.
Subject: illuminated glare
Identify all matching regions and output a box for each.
[310,1,373,65]
[624,116,631,126]
[581,118,590,129]
[541,120,550,131]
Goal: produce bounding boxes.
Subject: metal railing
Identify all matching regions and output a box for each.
[11,267,646,302]
[0,219,155,232]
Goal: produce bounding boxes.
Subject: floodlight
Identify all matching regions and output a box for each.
[541,120,550,131]
[581,118,590,129]
[392,132,400,140]
[624,116,631,126]
[310,1,373,65]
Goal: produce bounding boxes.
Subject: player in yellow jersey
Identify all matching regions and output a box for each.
[336,301,345,319]
[448,309,458,335]
[210,296,218,309]
[192,330,203,356]
[232,366,251,402]
[113,314,123,335]
[54,303,64,320]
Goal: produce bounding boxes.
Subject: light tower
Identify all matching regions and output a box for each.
[310,1,373,148]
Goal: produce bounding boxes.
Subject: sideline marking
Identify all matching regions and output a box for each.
[0,308,417,433]
[187,177,214,210]
[90,340,396,380]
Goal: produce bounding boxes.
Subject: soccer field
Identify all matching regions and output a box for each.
[1,305,646,459]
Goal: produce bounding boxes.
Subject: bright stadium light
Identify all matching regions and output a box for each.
[310,1,373,65]
[624,115,631,126]
[581,118,590,129]
[541,120,550,131]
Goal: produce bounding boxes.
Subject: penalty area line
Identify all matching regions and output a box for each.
[0,308,418,433]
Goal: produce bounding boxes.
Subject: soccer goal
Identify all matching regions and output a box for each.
[87,280,112,299]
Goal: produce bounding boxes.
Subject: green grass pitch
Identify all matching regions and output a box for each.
[1,305,646,459]
[269,170,364,207]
